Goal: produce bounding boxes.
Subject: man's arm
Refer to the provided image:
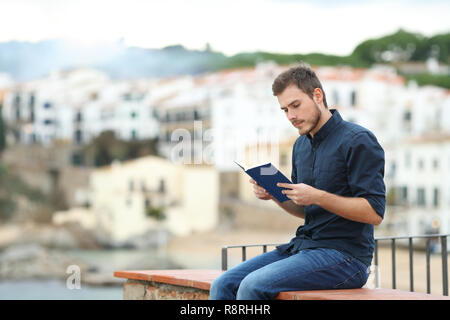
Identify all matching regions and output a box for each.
[278,183,382,226]
[315,190,382,226]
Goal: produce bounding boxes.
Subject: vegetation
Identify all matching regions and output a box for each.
[81,130,159,167]
[402,73,450,89]
[145,206,166,221]
[207,29,449,89]
[0,162,51,222]
[0,106,6,155]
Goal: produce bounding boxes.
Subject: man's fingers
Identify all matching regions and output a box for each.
[254,185,267,193]
[282,189,296,195]
[277,183,293,188]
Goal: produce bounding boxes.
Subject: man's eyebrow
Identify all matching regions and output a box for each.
[281,99,301,109]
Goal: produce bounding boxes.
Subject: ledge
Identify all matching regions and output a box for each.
[114,269,223,292]
[114,269,450,300]
[276,288,450,300]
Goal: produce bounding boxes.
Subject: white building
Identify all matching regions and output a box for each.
[317,65,407,146]
[210,63,298,171]
[385,135,450,237]
[89,156,219,245]
[2,68,159,146]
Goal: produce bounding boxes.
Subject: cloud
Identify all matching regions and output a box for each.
[0,0,448,55]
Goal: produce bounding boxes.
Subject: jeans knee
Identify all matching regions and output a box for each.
[209,273,236,300]
[236,274,267,300]
[209,277,223,299]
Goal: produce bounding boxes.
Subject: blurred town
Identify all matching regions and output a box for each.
[0,34,450,298]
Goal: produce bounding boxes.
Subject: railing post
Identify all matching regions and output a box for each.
[374,239,379,288]
[221,246,228,271]
[426,238,431,294]
[409,237,414,292]
[441,236,448,296]
[392,239,396,289]
[242,246,246,262]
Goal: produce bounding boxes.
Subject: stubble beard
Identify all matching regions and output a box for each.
[300,102,322,136]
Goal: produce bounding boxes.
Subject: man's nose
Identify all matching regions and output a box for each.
[287,108,296,120]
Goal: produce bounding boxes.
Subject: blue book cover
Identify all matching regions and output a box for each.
[234,161,292,203]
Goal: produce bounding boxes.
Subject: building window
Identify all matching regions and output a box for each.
[418,159,424,170]
[74,129,83,144]
[433,188,439,207]
[129,179,134,192]
[71,152,84,166]
[144,198,151,209]
[131,130,137,140]
[75,111,83,123]
[44,102,52,109]
[403,110,412,121]
[433,159,439,170]
[30,107,35,122]
[350,90,356,107]
[14,94,20,106]
[29,94,35,107]
[44,119,53,125]
[15,106,20,120]
[401,186,408,202]
[403,110,412,132]
[417,188,426,207]
[158,179,166,194]
[389,161,396,178]
[131,111,137,119]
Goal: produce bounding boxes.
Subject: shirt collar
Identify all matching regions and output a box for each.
[306,109,342,145]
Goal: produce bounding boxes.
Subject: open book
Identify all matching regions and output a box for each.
[234,161,292,203]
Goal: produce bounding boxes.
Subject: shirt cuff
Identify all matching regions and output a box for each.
[364,196,385,218]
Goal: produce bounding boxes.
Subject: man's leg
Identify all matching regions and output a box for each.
[236,248,369,300]
[209,249,290,300]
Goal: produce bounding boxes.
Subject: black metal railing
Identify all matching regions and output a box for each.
[221,234,449,296]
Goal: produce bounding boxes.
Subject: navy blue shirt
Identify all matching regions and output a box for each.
[277,109,386,267]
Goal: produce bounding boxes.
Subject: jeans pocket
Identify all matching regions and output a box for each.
[333,270,363,289]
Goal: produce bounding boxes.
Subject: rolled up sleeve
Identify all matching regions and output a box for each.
[345,131,386,218]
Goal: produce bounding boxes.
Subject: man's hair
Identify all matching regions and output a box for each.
[272,63,328,108]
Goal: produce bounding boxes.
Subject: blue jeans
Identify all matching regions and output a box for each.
[210,248,370,300]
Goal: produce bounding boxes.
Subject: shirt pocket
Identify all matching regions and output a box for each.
[316,165,348,194]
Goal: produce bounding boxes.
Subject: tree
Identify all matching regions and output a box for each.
[0,105,6,156]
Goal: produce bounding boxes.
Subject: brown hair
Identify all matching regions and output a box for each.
[272,63,328,108]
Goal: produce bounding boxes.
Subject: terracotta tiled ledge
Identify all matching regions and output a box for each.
[113,269,222,300]
[113,269,450,300]
[276,288,450,300]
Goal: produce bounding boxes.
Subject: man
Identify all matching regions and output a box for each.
[209,64,386,300]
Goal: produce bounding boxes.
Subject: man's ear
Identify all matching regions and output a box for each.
[313,88,323,104]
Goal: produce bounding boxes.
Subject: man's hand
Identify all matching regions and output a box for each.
[277,182,321,206]
[250,179,273,200]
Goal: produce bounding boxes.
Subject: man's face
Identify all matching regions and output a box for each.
[277,84,322,136]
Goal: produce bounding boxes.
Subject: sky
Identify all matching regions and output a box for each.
[0,0,449,56]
